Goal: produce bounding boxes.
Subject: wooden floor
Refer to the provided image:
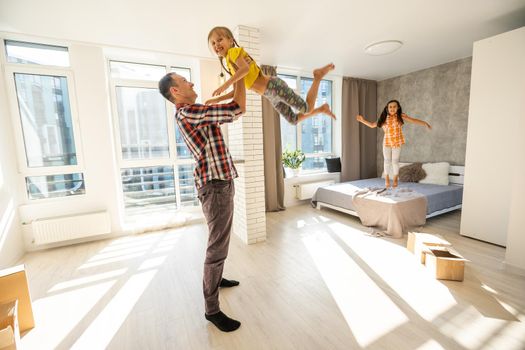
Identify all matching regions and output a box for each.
[18,205,525,350]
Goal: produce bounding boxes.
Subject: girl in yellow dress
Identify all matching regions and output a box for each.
[206,26,336,125]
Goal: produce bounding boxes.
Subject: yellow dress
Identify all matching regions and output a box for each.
[225,47,261,89]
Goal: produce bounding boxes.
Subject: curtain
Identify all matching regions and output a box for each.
[261,65,285,211]
[341,77,377,182]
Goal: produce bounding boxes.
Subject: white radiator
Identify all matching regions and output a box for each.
[295,180,335,200]
[32,211,111,245]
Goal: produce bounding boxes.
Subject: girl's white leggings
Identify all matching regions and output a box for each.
[383,145,401,177]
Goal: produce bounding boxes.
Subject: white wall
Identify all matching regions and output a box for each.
[460,27,525,270]
[0,64,24,268]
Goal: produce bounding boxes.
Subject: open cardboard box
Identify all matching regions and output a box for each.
[0,265,34,333]
[407,232,452,263]
[0,300,20,350]
[424,248,467,281]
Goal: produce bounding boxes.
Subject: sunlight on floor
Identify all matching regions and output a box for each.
[70,267,159,349]
[416,339,446,350]
[48,268,127,293]
[78,233,179,269]
[21,231,182,349]
[444,306,506,348]
[329,222,458,321]
[302,230,409,347]
[78,252,147,269]
[442,304,525,349]
[22,280,116,349]
[481,283,498,294]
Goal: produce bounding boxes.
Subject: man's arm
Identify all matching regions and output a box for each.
[179,83,245,128]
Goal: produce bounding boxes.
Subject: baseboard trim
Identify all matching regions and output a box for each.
[503,262,525,277]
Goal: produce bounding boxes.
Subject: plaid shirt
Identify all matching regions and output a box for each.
[382,115,405,148]
[175,101,242,189]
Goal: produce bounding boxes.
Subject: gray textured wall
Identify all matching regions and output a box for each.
[376,57,472,175]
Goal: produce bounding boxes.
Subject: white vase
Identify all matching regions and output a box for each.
[292,168,301,177]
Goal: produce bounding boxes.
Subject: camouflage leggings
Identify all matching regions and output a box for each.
[263,76,308,125]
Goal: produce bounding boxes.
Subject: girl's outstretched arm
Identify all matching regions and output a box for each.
[205,91,234,105]
[356,114,377,128]
[401,113,431,129]
[213,54,251,97]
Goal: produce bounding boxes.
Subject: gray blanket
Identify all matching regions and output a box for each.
[352,187,427,238]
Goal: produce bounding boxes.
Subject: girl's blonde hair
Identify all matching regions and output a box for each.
[207,26,253,77]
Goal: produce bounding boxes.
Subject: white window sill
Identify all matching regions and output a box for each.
[284,171,340,182]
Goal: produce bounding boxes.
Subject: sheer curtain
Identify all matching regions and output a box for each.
[261,65,285,211]
[341,77,378,181]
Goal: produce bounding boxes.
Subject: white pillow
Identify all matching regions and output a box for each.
[419,162,450,185]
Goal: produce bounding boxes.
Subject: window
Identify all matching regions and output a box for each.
[13,73,77,167]
[110,61,165,81]
[26,173,85,200]
[4,39,84,201]
[5,40,70,67]
[278,74,334,172]
[115,87,169,160]
[121,166,176,215]
[110,61,197,218]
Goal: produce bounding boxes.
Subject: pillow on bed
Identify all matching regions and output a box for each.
[399,163,426,182]
[419,162,450,185]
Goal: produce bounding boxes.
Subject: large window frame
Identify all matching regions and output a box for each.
[2,38,86,202]
[107,60,198,215]
[277,72,335,174]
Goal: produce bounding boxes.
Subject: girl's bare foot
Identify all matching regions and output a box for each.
[313,63,335,79]
[319,103,336,120]
[385,177,390,188]
[393,176,399,188]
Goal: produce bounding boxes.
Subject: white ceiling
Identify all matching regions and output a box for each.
[1,0,524,80]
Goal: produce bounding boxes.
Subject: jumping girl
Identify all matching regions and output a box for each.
[356,100,431,188]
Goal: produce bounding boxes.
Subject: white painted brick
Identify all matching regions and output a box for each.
[238,34,250,42]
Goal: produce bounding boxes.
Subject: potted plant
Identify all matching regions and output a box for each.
[282,149,306,177]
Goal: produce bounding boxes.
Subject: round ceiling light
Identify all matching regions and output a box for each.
[364,40,403,56]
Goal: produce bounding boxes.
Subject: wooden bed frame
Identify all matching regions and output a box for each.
[315,165,465,219]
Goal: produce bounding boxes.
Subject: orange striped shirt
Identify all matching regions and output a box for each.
[382,115,405,148]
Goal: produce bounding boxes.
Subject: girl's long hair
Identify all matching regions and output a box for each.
[377,99,403,128]
[207,26,254,76]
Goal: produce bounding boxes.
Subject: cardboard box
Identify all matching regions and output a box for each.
[0,265,34,332]
[424,248,466,281]
[407,232,452,263]
[0,300,20,350]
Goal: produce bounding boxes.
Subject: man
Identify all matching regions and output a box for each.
[158,73,245,332]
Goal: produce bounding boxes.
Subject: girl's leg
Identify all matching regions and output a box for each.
[307,63,335,111]
[273,102,297,125]
[295,64,336,121]
[392,147,401,188]
[264,77,305,125]
[265,74,336,124]
[383,145,392,188]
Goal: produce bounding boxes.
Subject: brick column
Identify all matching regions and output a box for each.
[228,25,266,244]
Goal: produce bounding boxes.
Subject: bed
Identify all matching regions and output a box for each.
[312,165,464,237]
